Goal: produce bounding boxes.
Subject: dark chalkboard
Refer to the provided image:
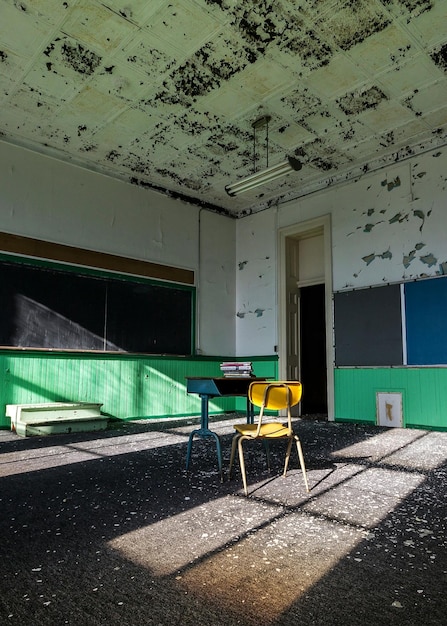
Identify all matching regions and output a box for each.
[0,260,194,354]
[106,280,193,354]
[334,284,403,366]
[404,277,447,365]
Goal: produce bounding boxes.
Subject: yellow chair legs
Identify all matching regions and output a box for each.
[285,436,309,492]
[229,382,310,496]
[229,433,309,496]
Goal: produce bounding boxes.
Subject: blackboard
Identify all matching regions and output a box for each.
[0,260,193,354]
[404,277,447,365]
[106,280,193,354]
[334,284,403,366]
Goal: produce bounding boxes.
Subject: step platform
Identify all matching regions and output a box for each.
[6,402,106,437]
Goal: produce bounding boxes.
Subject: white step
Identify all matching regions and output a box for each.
[6,402,106,437]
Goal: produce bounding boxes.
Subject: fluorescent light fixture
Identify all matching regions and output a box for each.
[225,156,302,196]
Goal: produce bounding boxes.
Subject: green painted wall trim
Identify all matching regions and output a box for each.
[335,367,447,431]
[0,353,278,429]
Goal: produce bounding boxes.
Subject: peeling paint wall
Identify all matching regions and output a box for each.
[236,210,277,357]
[277,145,447,291]
[329,149,447,291]
[238,145,447,355]
[0,140,235,355]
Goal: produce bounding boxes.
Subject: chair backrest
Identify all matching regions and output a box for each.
[249,381,302,411]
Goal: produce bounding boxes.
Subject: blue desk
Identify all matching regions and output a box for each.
[185,377,260,480]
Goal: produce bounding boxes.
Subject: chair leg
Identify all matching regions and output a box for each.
[263,440,271,471]
[237,437,249,496]
[283,437,293,475]
[228,434,239,479]
[294,436,310,493]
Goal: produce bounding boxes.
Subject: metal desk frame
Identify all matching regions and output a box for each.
[185,377,259,480]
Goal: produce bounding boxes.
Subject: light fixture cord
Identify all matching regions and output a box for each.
[253,124,257,173]
[266,117,269,168]
[252,115,270,173]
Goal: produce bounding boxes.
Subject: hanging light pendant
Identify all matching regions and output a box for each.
[225,115,302,196]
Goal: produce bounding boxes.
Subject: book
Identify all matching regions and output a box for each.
[220,361,253,377]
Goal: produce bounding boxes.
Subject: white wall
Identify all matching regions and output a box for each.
[0,140,197,267]
[0,140,235,355]
[235,208,278,356]
[279,148,447,292]
[197,209,236,355]
[236,146,447,354]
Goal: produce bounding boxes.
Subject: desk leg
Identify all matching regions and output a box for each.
[185,394,223,481]
[247,397,255,424]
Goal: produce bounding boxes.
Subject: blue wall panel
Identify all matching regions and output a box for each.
[405,277,447,365]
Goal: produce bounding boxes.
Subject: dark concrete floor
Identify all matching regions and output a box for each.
[0,416,446,626]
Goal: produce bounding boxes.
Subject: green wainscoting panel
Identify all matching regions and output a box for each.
[0,352,279,429]
[335,367,447,431]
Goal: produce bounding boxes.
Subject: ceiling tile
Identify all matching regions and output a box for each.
[0,2,50,57]
[380,118,431,147]
[228,58,297,99]
[60,85,126,129]
[346,23,418,75]
[101,0,169,27]
[358,99,416,133]
[8,84,56,117]
[22,61,84,102]
[304,53,368,98]
[91,107,163,147]
[344,135,386,161]
[119,32,183,79]
[61,1,139,53]
[196,83,258,120]
[0,47,30,80]
[404,1,447,48]
[18,0,71,26]
[421,105,447,130]
[146,0,224,56]
[41,34,103,80]
[377,55,445,97]
[326,118,375,147]
[92,61,152,102]
[270,120,315,149]
[430,42,447,73]
[316,0,390,52]
[405,80,447,116]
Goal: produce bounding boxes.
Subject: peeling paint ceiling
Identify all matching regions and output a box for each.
[1,0,447,217]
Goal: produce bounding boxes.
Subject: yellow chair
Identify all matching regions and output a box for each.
[229,381,310,495]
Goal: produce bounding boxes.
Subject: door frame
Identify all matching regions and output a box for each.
[278,214,334,420]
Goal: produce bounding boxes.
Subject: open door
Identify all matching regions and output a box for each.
[281,219,332,419]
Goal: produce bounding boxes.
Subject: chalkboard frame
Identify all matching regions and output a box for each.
[0,253,196,356]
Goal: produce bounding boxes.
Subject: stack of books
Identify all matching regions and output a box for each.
[220,361,253,377]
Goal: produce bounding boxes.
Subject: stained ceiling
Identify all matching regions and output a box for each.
[1,0,447,217]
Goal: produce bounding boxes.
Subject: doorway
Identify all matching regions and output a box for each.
[278,216,333,420]
[299,283,327,415]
